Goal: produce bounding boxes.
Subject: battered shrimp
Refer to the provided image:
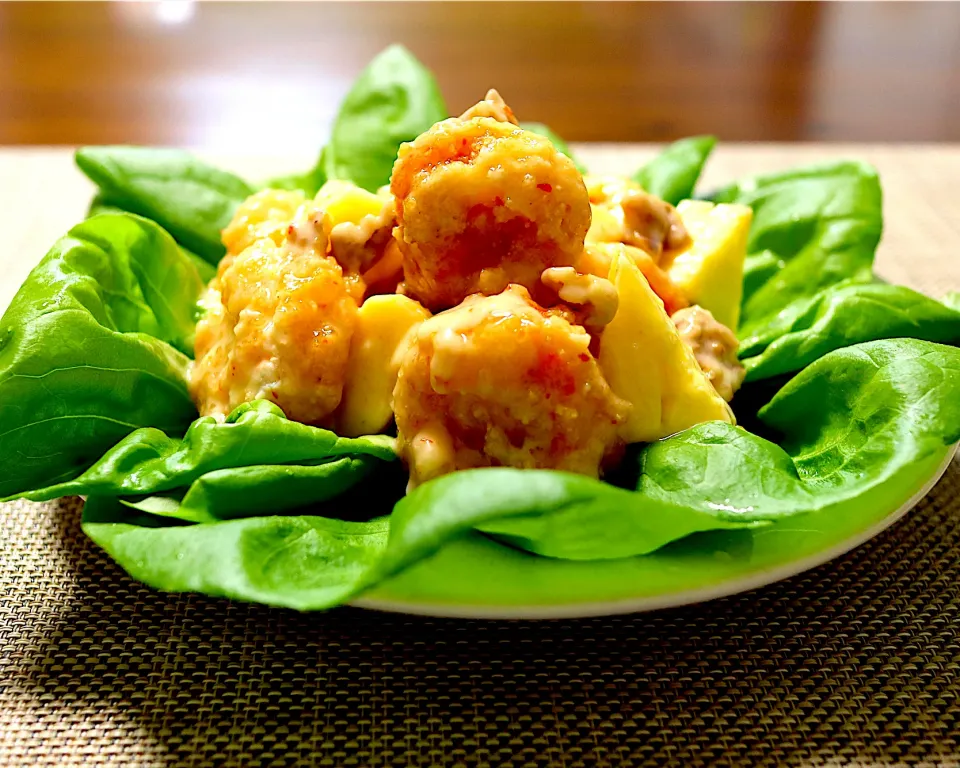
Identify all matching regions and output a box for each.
[391,115,592,310]
[191,232,359,426]
[220,182,400,305]
[393,285,629,489]
[221,188,306,260]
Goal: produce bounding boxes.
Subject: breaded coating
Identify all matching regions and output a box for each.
[393,285,629,488]
[221,188,307,261]
[191,235,359,426]
[391,117,592,310]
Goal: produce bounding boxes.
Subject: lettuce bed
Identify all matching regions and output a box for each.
[2,46,959,612]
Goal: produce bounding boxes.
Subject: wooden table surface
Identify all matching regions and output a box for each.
[1,2,959,148]
[2,144,959,315]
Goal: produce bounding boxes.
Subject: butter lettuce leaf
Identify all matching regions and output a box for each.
[19,399,395,504]
[741,282,960,380]
[0,213,202,498]
[75,147,254,264]
[711,161,882,342]
[87,194,217,282]
[121,457,385,525]
[642,339,960,515]
[324,45,447,192]
[633,136,716,205]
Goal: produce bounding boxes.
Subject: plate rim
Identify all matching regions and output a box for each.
[351,443,958,620]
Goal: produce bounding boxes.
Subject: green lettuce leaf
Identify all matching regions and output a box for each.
[633,135,716,205]
[79,339,960,610]
[741,282,960,380]
[87,194,216,283]
[323,45,447,192]
[641,338,960,515]
[263,147,329,197]
[19,400,395,504]
[86,194,128,219]
[0,213,203,498]
[82,497,391,609]
[75,147,254,264]
[80,464,759,611]
[393,468,759,563]
[711,161,882,340]
[520,122,587,173]
[121,457,383,524]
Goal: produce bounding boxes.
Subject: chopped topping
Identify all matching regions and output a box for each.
[620,190,691,259]
[541,267,619,331]
[459,88,519,125]
[672,305,745,402]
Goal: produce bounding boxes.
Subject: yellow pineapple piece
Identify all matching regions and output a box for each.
[335,294,431,437]
[314,180,387,232]
[599,252,734,443]
[662,200,752,329]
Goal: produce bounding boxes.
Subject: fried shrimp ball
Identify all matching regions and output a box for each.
[221,182,401,303]
[221,188,307,259]
[191,235,359,426]
[391,117,592,310]
[393,285,629,488]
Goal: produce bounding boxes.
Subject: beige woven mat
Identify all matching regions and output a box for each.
[2,469,960,767]
[2,145,960,766]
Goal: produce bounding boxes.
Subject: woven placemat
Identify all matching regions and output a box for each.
[1,462,959,767]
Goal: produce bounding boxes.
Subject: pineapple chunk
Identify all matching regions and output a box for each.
[336,294,431,437]
[314,180,387,232]
[599,252,734,443]
[661,200,752,330]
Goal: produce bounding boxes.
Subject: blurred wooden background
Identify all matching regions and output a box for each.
[1,1,958,149]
